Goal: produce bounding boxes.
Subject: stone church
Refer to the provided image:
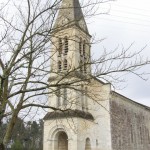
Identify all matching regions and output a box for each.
[43,0,150,150]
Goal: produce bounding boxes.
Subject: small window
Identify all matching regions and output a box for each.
[124,109,127,115]
[140,127,143,144]
[131,125,133,143]
[58,61,62,72]
[96,139,98,147]
[64,37,68,55]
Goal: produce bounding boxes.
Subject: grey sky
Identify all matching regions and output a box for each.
[87,0,150,106]
[0,0,150,107]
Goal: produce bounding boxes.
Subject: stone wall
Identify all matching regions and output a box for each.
[110,92,150,150]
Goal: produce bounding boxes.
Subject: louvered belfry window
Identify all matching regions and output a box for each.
[79,38,87,74]
[64,37,68,55]
[64,59,67,70]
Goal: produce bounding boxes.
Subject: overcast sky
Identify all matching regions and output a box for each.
[0,0,149,108]
[87,0,150,106]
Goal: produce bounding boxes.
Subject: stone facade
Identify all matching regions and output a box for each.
[110,92,150,150]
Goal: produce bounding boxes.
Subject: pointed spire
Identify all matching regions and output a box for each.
[53,0,89,34]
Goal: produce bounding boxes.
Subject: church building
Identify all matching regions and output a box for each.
[43,0,150,150]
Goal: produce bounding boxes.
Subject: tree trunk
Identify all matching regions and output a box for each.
[0,143,5,150]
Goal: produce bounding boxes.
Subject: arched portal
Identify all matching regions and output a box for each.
[54,131,68,150]
[85,138,91,150]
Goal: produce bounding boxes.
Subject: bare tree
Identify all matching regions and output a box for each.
[0,0,149,149]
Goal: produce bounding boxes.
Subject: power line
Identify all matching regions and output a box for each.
[109,14,150,23]
[92,22,150,34]
[112,3,150,12]
[97,17,150,28]
[102,8,150,18]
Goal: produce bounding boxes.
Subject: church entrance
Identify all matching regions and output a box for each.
[54,131,68,150]
[85,138,91,150]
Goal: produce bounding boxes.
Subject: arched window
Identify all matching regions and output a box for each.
[58,61,62,72]
[64,59,67,70]
[96,139,99,147]
[58,38,62,56]
[85,138,91,150]
[79,38,82,55]
[64,37,68,55]
[79,39,88,74]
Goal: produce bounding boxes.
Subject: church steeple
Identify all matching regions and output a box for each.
[53,0,89,34]
[50,0,91,76]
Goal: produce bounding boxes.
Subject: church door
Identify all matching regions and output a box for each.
[57,132,68,150]
[85,138,91,150]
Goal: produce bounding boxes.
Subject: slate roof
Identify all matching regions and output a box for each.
[53,0,89,34]
[43,109,94,120]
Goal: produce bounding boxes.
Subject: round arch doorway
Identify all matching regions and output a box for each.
[85,138,91,150]
[54,131,68,150]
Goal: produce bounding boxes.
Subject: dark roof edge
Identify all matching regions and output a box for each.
[43,109,94,121]
[111,91,150,111]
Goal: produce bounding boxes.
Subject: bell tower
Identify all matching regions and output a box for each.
[43,1,99,150]
[50,0,91,77]
[48,0,93,113]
